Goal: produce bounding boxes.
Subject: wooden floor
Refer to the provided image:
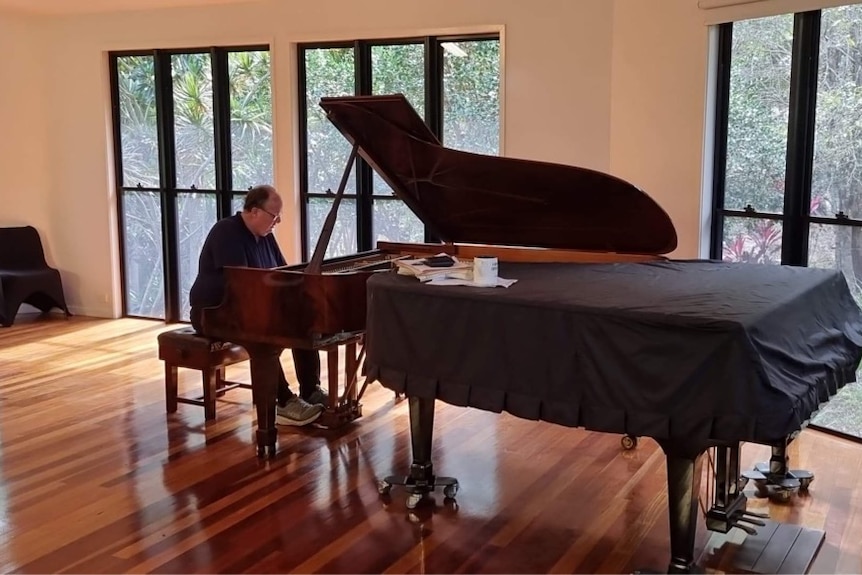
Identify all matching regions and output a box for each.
[1,314,861,574]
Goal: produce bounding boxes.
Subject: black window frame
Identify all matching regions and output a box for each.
[109,44,270,323]
[709,10,862,265]
[296,33,500,259]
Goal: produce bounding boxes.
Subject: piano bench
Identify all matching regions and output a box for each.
[157,326,251,421]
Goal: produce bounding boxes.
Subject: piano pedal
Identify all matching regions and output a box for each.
[736,515,766,528]
[729,521,758,536]
[743,509,770,519]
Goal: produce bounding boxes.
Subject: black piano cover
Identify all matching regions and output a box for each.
[364,260,862,448]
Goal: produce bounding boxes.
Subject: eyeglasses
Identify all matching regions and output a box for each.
[258,207,281,222]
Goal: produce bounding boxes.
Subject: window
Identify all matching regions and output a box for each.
[298,35,501,260]
[110,47,272,323]
[710,5,862,439]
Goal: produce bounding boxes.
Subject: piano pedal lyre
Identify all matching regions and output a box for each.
[314,331,367,428]
[704,443,768,535]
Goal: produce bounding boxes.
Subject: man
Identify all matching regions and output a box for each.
[189,184,327,426]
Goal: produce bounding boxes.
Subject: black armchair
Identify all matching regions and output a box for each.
[0,226,71,327]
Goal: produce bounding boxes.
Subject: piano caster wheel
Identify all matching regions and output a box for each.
[799,476,813,490]
[771,489,794,503]
[406,492,423,509]
[378,480,392,495]
[621,435,638,450]
[443,482,459,499]
[257,445,276,459]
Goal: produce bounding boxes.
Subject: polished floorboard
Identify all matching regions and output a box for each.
[1,314,861,574]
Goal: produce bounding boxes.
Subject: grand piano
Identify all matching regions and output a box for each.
[203,94,862,574]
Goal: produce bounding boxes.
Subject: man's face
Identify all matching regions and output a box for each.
[251,193,283,237]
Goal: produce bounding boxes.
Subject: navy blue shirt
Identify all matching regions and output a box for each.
[189,213,286,309]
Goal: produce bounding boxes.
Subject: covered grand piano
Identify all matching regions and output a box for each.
[204,94,862,574]
[321,95,862,573]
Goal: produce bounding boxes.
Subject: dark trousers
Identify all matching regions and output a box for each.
[190,307,321,405]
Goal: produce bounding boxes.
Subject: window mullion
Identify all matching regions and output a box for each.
[782,10,821,266]
[155,49,180,322]
[423,37,443,244]
[212,47,233,218]
[709,24,734,260]
[356,41,373,252]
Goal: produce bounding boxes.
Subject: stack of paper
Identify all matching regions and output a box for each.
[394,255,472,282]
[394,254,518,288]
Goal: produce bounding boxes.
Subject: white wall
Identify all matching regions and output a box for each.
[0,13,53,253]
[610,0,711,258]
[2,0,719,318]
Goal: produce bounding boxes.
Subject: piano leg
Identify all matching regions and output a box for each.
[378,396,459,509]
[657,443,704,574]
[245,344,281,458]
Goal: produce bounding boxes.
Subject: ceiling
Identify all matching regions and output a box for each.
[0,0,261,16]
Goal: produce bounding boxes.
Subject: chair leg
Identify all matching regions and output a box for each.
[202,368,218,421]
[215,366,227,397]
[165,363,179,413]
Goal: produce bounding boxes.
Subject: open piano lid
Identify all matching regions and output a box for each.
[320,94,677,255]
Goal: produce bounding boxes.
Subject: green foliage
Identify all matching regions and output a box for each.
[305,47,357,201]
[229,50,273,190]
[117,55,159,188]
[723,5,862,300]
[443,40,500,154]
[724,14,793,216]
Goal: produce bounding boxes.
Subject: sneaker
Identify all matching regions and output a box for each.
[276,396,324,426]
[303,386,329,407]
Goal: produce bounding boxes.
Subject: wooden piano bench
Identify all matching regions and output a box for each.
[157,326,251,421]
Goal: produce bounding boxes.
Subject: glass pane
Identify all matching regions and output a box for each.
[811,5,862,220]
[172,53,216,190]
[373,199,425,244]
[307,197,357,259]
[724,15,793,213]
[810,381,862,438]
[229,50,273,191]
[176,193,217,322]
[116,55,159,188]
[305,48,356,196]
[371,43,425,116]
[231,194,245,215]
[122,190,164,318]
[721,216,782,264]
[808,223,862,307]
[371,43,426,202]
[442,39,500,155]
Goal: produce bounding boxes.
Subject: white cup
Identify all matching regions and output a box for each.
[473,256,498,287]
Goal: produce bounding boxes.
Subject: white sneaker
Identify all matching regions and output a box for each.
[276,396,324,426]
[303,386,329,407]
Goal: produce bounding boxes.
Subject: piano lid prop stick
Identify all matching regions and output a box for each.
[307,142,360,275]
